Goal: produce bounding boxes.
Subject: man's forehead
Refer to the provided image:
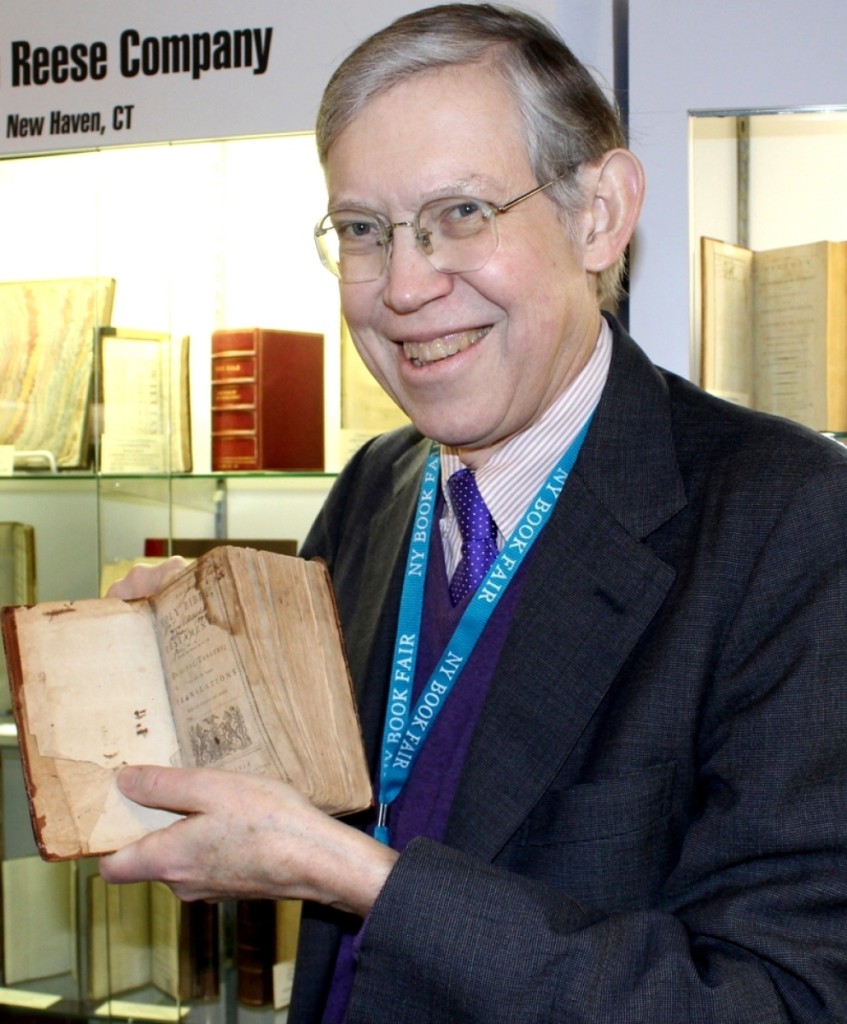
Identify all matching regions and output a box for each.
[324,68,530,209]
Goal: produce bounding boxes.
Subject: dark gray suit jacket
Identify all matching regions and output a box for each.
[290,318,847,1022]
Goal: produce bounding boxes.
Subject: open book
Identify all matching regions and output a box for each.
[1,547,372,861]
[701,237,847,430]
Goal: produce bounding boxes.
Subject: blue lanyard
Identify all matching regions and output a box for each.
[375,416,593,845]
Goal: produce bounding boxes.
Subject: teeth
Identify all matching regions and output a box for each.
[403,327,490,367]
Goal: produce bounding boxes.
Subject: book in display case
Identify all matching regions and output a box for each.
[0,477,338,1024]
[0,314,338,1022]
[0,474,340,1024]
[0,57,349,1017]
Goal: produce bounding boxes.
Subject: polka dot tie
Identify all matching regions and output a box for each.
[447,467,499,605]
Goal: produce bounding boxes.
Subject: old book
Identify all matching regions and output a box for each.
[701,237,847,430]
[0,522,36,714]
[87,876,220,1003]
[2,546,372,861]
[97,328,192,473]
[273,899,302,1010]
[1,855,74,986]
[88,875,151,1000]
[235,898,276,1007]
[0,277,115,469]
[173,894,220,1002]
[235,897,302,1009]
[150,881,220,1002]
[0,523,36,606]
[211,328,324,471]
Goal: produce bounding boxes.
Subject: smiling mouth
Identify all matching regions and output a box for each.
[403,327,491,367]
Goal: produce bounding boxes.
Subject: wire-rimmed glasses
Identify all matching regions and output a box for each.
[314,176,565,283]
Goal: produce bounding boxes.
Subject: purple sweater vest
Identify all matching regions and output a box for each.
[321,514,532,1023]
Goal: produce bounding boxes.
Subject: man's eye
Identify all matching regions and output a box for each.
[445,200,484,221]
[335,218,379,243]
[350,221,376,237]
[434,199,488,238]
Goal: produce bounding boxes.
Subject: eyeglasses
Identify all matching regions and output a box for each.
[314,175,566,283]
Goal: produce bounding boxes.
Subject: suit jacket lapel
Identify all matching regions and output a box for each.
[444,326,687,858]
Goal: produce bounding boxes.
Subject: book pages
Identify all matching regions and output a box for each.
[6,599,182,858]
[152,548,371,815]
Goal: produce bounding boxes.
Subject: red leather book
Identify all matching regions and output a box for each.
[211,328,324,471]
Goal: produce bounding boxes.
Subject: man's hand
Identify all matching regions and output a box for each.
[98,765,397,918]
[106,556,188,600]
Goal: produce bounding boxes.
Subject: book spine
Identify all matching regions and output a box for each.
[211,331,261,470]
[210,329,325,472]
[210,368,258,471]
[182,899,220,1002]
[235,898,276,1007]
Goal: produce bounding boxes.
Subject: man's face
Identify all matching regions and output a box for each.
[325,63,601,466]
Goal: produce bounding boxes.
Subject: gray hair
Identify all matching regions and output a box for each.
[316,3,628,304]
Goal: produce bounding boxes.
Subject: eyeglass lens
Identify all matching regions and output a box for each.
[317,196,499,282]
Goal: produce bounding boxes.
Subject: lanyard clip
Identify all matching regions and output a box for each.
[374,803,390,845]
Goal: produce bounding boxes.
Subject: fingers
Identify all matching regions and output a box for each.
[99,767,312,899]
[114,763,208,814]
[106,556,188,599]
[99,811,228,900]
[115,763,308,820]
[99,821,182,886]
[100,766,255,893]
[99,765,399,915]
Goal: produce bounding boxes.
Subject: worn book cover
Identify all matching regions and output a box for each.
[2,546,372,861]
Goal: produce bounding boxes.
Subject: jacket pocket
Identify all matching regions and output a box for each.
[517,762,677,910]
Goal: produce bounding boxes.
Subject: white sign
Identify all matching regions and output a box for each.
[0,0,435,155]
[0,0,560,157]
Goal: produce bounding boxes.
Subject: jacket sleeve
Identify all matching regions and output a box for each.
[345,460,847,1023]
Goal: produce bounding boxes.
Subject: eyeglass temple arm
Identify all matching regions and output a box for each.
[494,172,571,215]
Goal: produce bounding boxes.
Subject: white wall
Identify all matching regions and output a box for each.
[629,0,847,377]
[556,0,615,96]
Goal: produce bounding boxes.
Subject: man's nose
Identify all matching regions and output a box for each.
[382,225,452,312]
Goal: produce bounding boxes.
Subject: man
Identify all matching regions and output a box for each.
[102,5,847,1021]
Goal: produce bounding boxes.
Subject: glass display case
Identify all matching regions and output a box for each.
[689,106,847,429]
[0,132,344,1023]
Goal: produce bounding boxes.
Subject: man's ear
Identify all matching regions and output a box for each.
[579,149,644,273]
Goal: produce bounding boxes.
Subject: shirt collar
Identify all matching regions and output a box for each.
[440,318,611,547]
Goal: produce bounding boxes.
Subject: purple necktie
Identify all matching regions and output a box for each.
[448,468,499,605]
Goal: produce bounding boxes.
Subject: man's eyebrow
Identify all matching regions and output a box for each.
[326,178,493,213]
[325,199,382,214]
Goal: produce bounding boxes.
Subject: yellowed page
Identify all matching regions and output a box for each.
[700,237,754,407]
[151,548,371,815]
[6,548,371,859]
[150,552,292,781]
[88,877,152,1000]
[10,599,181,858]
[753,241,833,429]
[1,856,73,984]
